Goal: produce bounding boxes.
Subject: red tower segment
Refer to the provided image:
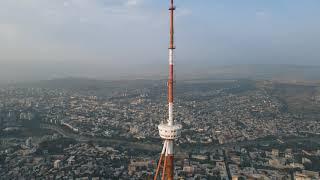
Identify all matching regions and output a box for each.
[168,0,175,104]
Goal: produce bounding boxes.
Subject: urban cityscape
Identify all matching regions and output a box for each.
[0,79,319,179]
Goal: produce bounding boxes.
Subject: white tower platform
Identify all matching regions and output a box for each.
[158,123,182,140]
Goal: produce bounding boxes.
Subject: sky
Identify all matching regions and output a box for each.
[0,0,320,82]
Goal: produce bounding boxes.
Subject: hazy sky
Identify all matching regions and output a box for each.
[0,0,320,82]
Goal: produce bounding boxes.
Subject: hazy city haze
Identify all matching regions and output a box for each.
[0,0,320,82]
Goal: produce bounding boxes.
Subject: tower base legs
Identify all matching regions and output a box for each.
[164,155,174,180]
[154,140,174,180]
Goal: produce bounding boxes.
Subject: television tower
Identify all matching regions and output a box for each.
[154,0,182,179]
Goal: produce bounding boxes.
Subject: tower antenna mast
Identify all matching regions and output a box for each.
[154,0,182,179]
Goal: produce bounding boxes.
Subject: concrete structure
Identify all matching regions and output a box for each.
[25,137,32,148]
[54,160,62,169]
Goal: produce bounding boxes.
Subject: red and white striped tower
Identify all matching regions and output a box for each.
[154,0,182,179]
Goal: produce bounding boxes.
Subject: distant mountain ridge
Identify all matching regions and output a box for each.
[2,64,320,85]
[179,64,320,82]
